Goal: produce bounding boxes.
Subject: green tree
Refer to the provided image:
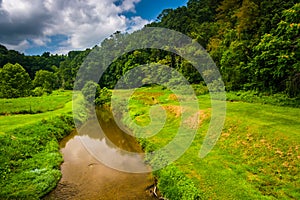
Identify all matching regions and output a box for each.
[235,0,259,37]
[220,40,250,90]
[33,70,58,93]
[59,50,90,90]
[0,63,32,98]
[249,3,300,96]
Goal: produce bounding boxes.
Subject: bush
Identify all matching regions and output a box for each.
[154,165,201,200]
[226,91,300,107]
[192,83,209,96]
[82,81,100,103]
[32,87,45,97]
[95,87,112,106]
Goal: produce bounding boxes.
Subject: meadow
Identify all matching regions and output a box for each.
[121,86,300,199]
[0,86,299,199]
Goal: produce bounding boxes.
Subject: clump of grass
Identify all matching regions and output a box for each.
[154,165,201,200]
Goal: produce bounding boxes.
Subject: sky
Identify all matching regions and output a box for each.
[0,0,188,55]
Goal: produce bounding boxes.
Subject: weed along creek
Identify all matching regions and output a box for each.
[44,108,156,200]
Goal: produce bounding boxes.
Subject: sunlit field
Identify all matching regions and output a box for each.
[123,86,300,199]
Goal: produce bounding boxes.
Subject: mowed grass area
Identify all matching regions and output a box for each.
[0,91,86,199]
[0,90,72,115]
[123,86,300,199]
[0,91,73,133]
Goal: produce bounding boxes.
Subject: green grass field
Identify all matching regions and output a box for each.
[0,91,77,133]
[1,86,299,199]
[121,86,300,199]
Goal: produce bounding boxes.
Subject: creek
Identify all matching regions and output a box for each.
[44,108,156,200]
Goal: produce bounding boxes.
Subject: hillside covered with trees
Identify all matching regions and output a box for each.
[0,0,299,99]
[149,0,300,97]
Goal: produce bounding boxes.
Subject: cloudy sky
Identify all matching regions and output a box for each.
[0,0,188,55]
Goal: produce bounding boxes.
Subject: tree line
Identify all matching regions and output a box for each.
[0,45,90,98]
[0,0,299,99]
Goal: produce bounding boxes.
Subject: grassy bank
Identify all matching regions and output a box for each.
[0,91,86,199]
[121,86,300,199]
[0,115,74,199]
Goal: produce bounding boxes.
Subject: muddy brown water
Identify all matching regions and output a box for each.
[44,108,156,200]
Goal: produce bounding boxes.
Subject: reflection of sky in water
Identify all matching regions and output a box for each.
[77,109,149,173]
[48,123,155,199]
[79,135,148,172]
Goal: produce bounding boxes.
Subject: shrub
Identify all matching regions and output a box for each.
[32,87,45,97]
[192,83,209,96]
[95,87,112,106]
[154,165,201,200]
[226,91,300,107]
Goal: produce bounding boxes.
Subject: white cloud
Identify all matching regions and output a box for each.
[0,0,150,54]
[120,0,140,12]
[32,37,51,46]
[3,40,30,52]
[126,16,153,33]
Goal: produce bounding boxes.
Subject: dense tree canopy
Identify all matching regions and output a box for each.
[0,0,299,98]
[0,47,89,98]
[149,0,299,97]
[0,45,65,79]
[248,3,300,96]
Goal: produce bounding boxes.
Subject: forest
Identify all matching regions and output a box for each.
[0,0,299,99]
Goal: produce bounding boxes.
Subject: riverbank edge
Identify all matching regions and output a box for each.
[0,113,74,199]
[121,114,201,200]
[0,94,88,199]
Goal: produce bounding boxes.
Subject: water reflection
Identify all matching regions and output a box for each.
[78,108,149,172]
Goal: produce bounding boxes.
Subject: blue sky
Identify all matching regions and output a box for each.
[0,0,188,55]
[126,0,188,20]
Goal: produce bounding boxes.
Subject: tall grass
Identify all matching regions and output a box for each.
[226,91,300,108]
